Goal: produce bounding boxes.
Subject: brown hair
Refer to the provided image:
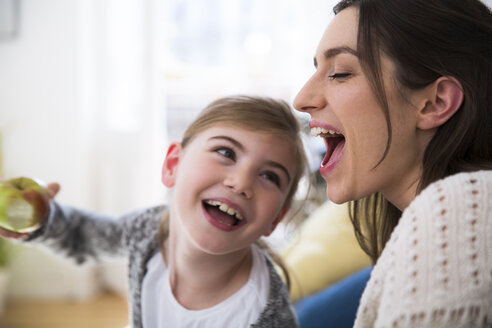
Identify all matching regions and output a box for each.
[334,0,492,262]
[159,95,309,289]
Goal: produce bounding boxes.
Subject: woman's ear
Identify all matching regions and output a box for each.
[161,142,182,188]
[263,206,289,237]
[416,76,464,130]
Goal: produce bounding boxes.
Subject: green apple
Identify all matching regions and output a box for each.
[0,177,49,233]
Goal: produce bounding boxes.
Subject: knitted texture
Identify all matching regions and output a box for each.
[354,170,492,328]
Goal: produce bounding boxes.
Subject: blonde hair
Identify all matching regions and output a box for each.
[159,95,308,290]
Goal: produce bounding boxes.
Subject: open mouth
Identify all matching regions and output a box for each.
[203,199,244,227]
[311,127,345,169]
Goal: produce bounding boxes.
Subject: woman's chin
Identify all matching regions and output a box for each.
[325,187,349,204]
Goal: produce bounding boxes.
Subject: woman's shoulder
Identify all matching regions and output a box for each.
[424,169,492,191]
[365,170,492,326]
[402,170,491,236]
[393,169,491,293]
[407,170,492,217]
[384,169,491,278]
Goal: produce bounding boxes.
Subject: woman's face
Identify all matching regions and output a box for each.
[294,7,426,208]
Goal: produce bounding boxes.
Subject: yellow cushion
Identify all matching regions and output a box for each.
[281,202,371,302]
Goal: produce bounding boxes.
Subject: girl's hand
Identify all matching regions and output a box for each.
[0,227,28,239]
[0,182,60,240]
[45,182,61,200]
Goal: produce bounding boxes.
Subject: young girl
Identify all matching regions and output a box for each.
[294,0,492,327]
[1,95,308,327]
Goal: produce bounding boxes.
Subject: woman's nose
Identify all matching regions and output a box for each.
[293,74,327,113]
[224,169,253,199]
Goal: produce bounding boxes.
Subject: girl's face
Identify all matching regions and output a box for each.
[294,7,425,208]
[162,124,296,256]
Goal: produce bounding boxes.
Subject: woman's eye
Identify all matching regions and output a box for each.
[328,73,351,80]
[261,171,281,187]
[215,147,236,161]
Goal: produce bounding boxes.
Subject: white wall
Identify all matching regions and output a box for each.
[0,0,90,202]
[0,0,167,301]
[0,0,102,300]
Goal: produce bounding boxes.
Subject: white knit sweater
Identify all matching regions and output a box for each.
[354,170,492,328]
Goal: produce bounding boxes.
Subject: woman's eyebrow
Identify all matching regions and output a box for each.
[314,46,359,67]
[208,135,291,183]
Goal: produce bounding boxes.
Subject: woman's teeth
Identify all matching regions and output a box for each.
[204,200,243,220]
[310,127,343,137]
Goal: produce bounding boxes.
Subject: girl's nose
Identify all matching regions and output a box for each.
[224,170,253,199]
[293,74,327,113]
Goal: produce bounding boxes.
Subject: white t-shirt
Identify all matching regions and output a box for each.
[141,244,270,328]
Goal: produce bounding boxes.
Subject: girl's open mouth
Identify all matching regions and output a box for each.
[202,199,246,231]
[311,126,345,174]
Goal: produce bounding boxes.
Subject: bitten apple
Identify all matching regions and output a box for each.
[0,177,49,233]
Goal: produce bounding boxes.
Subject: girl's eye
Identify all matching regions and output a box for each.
[261,171,281,187]
[328,73,351,80]
[215,147,236,161]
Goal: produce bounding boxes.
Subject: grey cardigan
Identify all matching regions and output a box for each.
[26,202,298,328]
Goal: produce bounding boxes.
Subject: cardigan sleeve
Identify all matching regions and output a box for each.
[24,201,167,264]
[355,170,492,328]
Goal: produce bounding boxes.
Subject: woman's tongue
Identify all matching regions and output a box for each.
[322,137,345,167]
[207,205,237,226]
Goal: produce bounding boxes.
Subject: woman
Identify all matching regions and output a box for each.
[294,0,492,327]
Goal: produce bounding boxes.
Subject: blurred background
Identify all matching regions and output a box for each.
[0,0,336,326]
[4,1,490,327]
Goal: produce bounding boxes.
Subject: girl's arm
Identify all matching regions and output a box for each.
[23,201,166,264]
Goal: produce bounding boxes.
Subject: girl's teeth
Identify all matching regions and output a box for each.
[205,200,243,220]
[219,203,229,212]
